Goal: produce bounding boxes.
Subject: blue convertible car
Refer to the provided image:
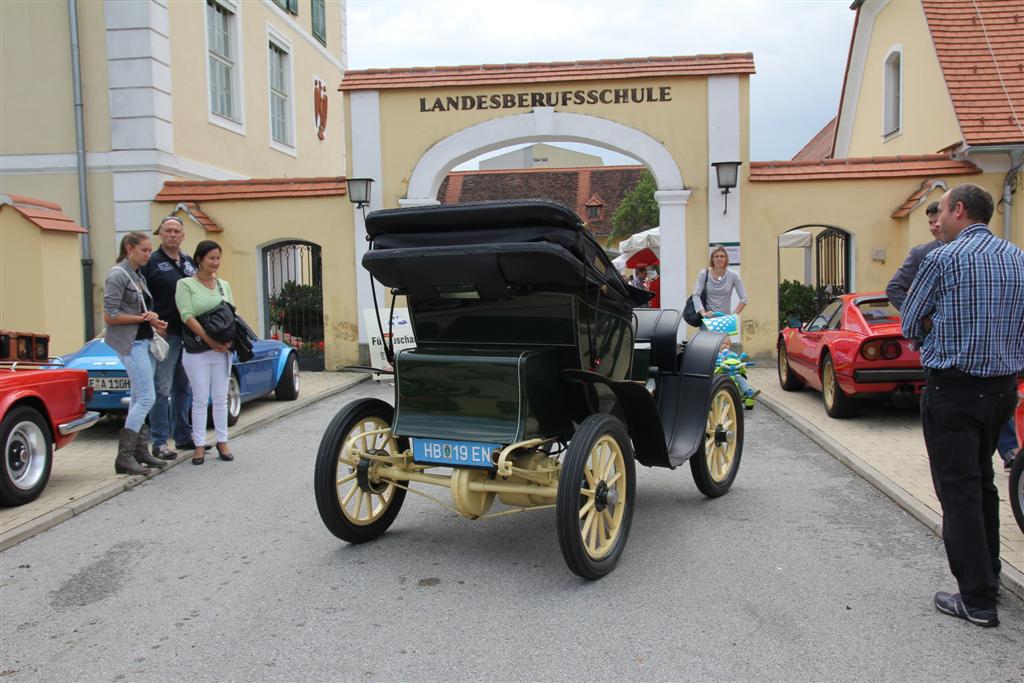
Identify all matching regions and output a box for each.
[57,337,300,425]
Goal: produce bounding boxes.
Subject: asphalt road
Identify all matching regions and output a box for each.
[1,381,1022,682]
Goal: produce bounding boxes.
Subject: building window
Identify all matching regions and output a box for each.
[269,43,291,146]
[883,48,902,137]
[207,0,240,122]
[311,0,326,45]
[272,0,299,15]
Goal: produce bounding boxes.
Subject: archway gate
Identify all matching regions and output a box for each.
[339,54,755,344]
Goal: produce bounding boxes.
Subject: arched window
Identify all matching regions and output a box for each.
[883,48,902,138]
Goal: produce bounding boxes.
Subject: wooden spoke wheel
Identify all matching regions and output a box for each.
[822,353,858,418]
[777,345,803,391]
[556,414,636,580]
[691,375,744,498]
[314,398,407,544]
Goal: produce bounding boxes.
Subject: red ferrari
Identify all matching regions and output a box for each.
[777,292,924,418]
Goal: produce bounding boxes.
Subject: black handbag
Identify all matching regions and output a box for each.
[184,279,236,353]
[683,269,708,327]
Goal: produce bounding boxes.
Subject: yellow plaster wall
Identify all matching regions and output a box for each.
[0,212,86,355]
[150,197,358,368]
[0,173,115,338]
[0,0,111,154]
[741,172,1007,358]
[846,0,961,156]
[167,2,345,178]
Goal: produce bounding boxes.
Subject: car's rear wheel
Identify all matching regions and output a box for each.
[1,407,53,506]
[314,398,407,544]
[556,414,635,580]
[822,353,858,418]
[777,345,803,391]
[274,352,300,401]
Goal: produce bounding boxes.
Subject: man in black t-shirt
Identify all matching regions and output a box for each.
[142,216,198,459]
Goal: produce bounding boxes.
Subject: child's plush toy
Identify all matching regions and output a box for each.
[715,348,759,410]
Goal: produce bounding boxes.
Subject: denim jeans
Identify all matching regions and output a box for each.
[118,340,156,433]
[996,417,1018,461]
[149,333,192,446]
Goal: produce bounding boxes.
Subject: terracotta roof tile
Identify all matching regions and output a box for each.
[792,117,837,161]
[438,165,645,236]
[0,194,86,233]
[922,0,1024,145]
[749,154,981,181]
[155,177,347,202]
[891,179,948,218]
[171,202,223,233]
[339,54,755,91]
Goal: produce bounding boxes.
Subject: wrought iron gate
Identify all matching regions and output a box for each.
[263,241,324,370]
[814,228,850,306]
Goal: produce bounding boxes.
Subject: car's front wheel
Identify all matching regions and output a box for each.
[274,352,299,401]
[1,406,53,506]
[777,344,803,391]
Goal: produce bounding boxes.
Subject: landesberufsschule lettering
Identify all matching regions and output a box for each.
[419,87,672,113]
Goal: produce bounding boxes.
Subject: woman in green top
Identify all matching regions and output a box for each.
[176,240,235,465]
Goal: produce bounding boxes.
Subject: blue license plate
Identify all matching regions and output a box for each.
[412,438,500,469]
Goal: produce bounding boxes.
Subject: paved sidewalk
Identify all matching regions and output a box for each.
[0,371,367,551]
[747,366,1024,600]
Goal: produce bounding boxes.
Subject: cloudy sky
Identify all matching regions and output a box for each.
[347,0,856,163]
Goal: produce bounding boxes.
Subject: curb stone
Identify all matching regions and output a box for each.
[757,391,1024,603]
[0,373,368,552]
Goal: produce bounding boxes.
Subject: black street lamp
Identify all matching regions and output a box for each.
[346,177,373,209]
[711,161,742,215]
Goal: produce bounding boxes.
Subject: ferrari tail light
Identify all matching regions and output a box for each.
[82,385,94,404]
[860,339,903,361]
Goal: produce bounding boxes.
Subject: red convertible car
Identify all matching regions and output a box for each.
[1,363,99,505]
[777,293,924,418]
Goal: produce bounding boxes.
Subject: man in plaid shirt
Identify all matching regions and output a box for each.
[902,183,1024,628]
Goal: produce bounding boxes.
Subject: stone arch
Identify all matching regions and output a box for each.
[394,108,692,313]
[402,108,685,203]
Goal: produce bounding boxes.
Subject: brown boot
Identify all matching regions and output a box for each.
[133,424,166,468]
[115,429,148,475]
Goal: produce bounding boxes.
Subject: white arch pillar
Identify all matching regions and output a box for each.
[654,189,692,313]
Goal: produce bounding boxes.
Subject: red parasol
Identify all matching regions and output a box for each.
[626,248,659,269]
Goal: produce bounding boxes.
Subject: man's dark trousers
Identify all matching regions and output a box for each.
[921,369,1016,609]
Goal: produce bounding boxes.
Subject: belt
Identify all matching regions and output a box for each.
[925,367,1016,390]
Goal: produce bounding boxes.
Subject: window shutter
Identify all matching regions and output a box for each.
[288,0,298,14]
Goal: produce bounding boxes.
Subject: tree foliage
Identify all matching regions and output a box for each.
[610,170,658,241]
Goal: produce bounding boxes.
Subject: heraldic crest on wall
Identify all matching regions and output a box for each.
[314,77,328,140]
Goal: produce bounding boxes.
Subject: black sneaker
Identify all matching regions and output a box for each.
[934,592,999,627]
[176,440,196,451]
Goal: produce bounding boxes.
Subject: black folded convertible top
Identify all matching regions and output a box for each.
[362,200,650,308]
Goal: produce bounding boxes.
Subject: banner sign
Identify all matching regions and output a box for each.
[419,86,672,113]
[363,308,416,381]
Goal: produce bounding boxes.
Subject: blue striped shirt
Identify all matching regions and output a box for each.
[901,224,1024,377]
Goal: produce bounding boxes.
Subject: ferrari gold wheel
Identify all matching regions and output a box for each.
[557,414,635,580]
[314,399,407,543]
[821,353,857,418]
[778,344,803,390]
[691,376,744,497]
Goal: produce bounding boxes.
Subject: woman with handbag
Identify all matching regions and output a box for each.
[103,232,170,474]
[176,240,235,465]
[692,245,749,318]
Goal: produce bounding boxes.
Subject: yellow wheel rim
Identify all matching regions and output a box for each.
[704,387,738,483]
[823,362,836,407]
[335,416,399,526]
[577,435,627,560]
[779,348,788,379]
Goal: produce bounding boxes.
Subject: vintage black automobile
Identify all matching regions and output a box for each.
[314,201,744,578]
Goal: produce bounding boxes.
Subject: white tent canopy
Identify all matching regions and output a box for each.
[778,230,812,248]
[612,227,660,270]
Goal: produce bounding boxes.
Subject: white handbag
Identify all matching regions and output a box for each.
[118,266,169,361]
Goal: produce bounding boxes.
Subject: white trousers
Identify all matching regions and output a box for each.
[181,349,231,446]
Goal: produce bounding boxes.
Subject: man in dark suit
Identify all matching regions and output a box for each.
[886,201,942,311]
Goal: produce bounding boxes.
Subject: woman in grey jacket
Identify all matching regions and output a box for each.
[692,245,749,318]
[103,232,169,475]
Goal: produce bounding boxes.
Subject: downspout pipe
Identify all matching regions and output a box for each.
[68,0,94,341]
[1003,149,1022,243]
